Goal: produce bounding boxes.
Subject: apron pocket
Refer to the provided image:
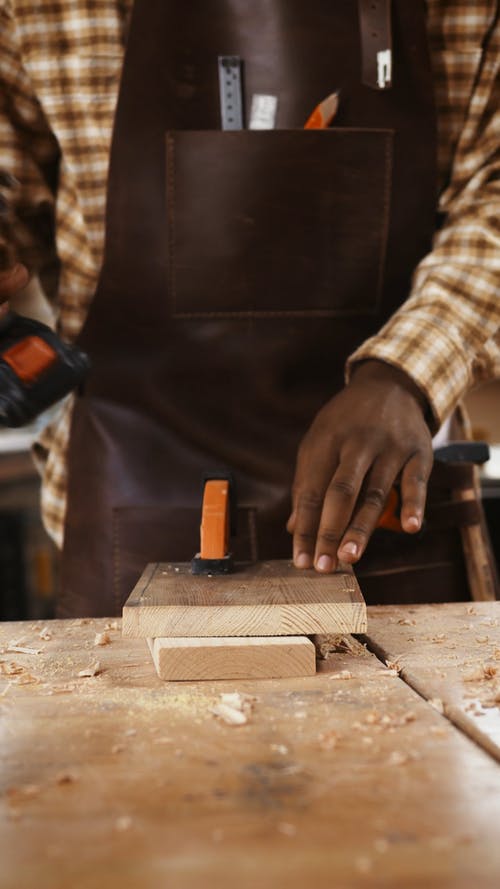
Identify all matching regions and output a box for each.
[165,128,393,318]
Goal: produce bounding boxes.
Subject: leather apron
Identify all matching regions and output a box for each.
[61,0,477,617]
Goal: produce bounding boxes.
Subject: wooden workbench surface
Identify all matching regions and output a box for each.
[1,603,500,889]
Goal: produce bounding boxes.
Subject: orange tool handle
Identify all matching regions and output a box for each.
[199,479,230,560]
[377,486,403,533]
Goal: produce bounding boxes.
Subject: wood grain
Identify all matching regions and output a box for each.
[364,601,500,762]
[147,635,316,681]
[122,561,367,638]
[2,612,500,888]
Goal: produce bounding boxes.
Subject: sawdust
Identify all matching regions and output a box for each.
[39,627,52,641]
[94,632,111,647]
[314,634,366,660]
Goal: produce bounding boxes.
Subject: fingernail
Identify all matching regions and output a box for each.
[316,555,333,573]
[339,541,358,558]
[405,516,421,532]
[295,552,311,569]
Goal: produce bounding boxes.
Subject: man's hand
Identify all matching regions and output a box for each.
[0,263,29,317]
[287,360,433,573]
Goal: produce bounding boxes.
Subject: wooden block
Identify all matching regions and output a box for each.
[147,635,316,681]
[123,560,367,638]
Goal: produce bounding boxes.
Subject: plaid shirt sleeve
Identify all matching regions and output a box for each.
[1,0,498,547]
[346,1,500,431]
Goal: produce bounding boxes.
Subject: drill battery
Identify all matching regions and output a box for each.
[0,312,89,427]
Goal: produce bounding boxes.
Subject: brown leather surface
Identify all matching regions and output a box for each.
[358,0,392,89]
[61,0,456,617]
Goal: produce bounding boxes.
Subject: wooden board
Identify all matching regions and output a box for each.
[2,612,500,889]
[147,635,316,681]
[364,601,500,763]
[122,561,367,638]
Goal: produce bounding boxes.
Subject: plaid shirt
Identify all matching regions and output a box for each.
[0,0,499,547]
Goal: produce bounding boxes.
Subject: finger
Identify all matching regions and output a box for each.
[0,263,29,298]
[292,449,339,570]
[400,450,432,533]
[286,507,297,535]
[337,460,402,564]
[313,448,373,573]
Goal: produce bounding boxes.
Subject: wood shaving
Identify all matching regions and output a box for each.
[6,784,42,801]
[318,730,340,751]
[14,672,40,685]
[94,632,111,647]
[463,664,497,682]
[398,618,416,626]
[1,661,24,676]
[355,857,373,875]
[6,645,42,656]
[211,692,256,726]
[328,670,353,680]
[314,634,361,659]
[277,822,297,837]
[385,659,402,674]
[270,744,289,755]
[78,661,101,678]
[115,816,133,832]
[39,627,52,641]
[387,750,410,766]
[104,621,120,631]
[475,636,489,644]
[111,744,125,754]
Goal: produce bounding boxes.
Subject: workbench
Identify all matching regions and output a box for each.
[2,602,500,889]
